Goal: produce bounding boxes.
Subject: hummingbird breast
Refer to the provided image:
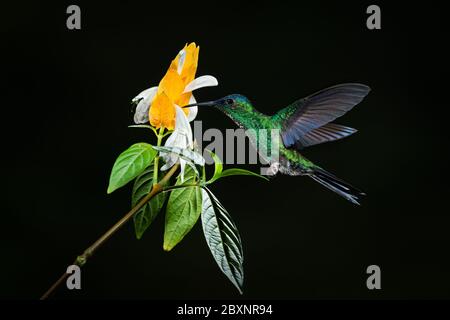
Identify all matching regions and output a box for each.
[222,104,314,175]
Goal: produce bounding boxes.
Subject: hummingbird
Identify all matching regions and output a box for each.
[184,83,370,205]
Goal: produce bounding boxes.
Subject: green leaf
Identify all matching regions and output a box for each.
[201,187,244,294]
[220,168,269,181]
[163,167,202,251]
[206,150,223,184]
[128,125,159,136]
[132,166,167,239]
[206,168,269,185]
[107,143,157,194]
[128,124,152,129]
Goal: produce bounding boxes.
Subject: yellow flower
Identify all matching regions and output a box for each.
[169,42,199,87]
[132,43,218,130]
[148,92,176,130]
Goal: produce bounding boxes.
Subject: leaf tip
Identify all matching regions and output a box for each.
[233,283,244,295]
[235,282,244,295]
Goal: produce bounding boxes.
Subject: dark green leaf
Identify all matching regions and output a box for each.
[201,187,244,294]
[163,167,202,251]
[107,143,157,194]
[132,166,167,239]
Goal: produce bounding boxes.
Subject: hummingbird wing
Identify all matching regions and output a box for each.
[294,123,357,149]
[274,83,370,148]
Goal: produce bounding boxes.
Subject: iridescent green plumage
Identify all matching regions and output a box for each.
[190,84,370,204]
[213,94,315,172]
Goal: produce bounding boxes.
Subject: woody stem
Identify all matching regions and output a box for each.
[40,163,179,300]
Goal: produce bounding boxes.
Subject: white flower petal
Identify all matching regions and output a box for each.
[132,86,157,103]
[183,75,218,93]
[179,159,187,183]
[174,105,193,148]
[186,94,198,122]
[160,106,194,170]
[133,87,158,124]
[160,132,182,170]
[160,155,177,171]
[134,100,149,124]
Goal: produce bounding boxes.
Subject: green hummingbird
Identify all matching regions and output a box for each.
[184,83,370,205]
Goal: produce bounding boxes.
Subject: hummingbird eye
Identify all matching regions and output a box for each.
[226,99,233,105]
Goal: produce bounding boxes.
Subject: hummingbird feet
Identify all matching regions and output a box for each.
[261,162,280,176]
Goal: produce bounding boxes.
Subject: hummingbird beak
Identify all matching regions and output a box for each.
[182,100,217,108]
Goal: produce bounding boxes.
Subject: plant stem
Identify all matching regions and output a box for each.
[40,163,179,300]
[153,127,164,185]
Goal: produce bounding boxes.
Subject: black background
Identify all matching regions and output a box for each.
[1,1,448,300]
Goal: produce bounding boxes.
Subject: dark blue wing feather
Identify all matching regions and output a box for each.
[295,123,357,149]
[275,83,370,147]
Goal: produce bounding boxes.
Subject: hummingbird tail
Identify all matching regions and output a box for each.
[309,167,365,205]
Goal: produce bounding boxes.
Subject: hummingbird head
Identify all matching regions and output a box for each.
[213,94,253,113]
[182,94,255,124]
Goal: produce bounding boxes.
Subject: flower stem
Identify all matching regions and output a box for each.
[153,127,164,185]
[40,163,179,300]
